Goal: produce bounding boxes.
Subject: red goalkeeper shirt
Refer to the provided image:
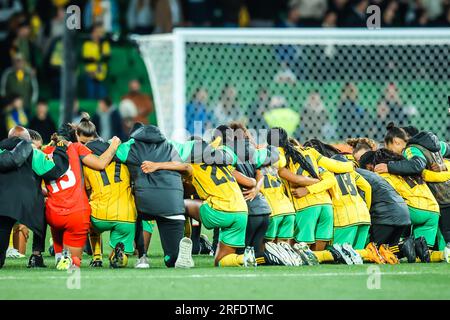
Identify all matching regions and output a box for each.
[44,142,92,216]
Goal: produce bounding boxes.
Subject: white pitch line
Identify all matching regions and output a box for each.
[0,271,439,281]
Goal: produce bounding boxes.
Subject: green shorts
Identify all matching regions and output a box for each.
[143,220,155,234]
[199,203,247,248]
[91,217,135,254]
[294,204,333,244]
[409,207,439,247]
[333,224,370,250]
[265,214,295,240]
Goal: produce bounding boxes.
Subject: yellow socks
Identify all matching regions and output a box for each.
[430,250,444,262]
[313,250,334,263]
[89,232,102,259]
[218,254,244,267]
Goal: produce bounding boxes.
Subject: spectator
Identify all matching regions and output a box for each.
[322,10,338,27]
[246,0,282,27]
[0,0,22,41]
[121,79,153,124]
[215,0,241,27]
[185,87,212,135]
[214,84,243,127]
[44,36,63,98]
[290,0,328,27]
[299,90,332,141]
[72,99,85,124]
[382,0,399,27]
[342,0,368,27]
[82,23,110,99]
[4,95,28,131]
[336,82,366,139]
[0,53,38,116]
[93,97,124,140]
[84,0,121,35]
[263,95,299,136]
[28,99,56,143]
[10,19,38,71]
[277,3,301,27]
[154,0,183,33]
[433,5,450,27]
[127,0,154,34]
[182,0,212,27]
[376,83,409,127]
[247,87,270,131]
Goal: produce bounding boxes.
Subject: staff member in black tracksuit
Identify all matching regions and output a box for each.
[0,126,68,268]
[115,124,191,268]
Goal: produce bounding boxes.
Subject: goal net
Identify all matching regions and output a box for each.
[134,29,450,143]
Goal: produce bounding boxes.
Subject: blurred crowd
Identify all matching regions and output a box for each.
[0,0,449,143]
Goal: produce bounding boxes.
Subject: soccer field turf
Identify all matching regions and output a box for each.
[1,229,449,300]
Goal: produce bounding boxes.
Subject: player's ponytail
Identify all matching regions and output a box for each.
[304,138,341,158]
[384,122,408,145]
[346,137,377,154]
[267,127,319,179]
[76,113,98,138]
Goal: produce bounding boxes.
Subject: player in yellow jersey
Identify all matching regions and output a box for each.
[363,148,442,263]
[267,128,356,255]
[142,134,257,267]
[75,116,137,268]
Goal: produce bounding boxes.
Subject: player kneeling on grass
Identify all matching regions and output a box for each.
[75,116,137,268]
[144,135,256,267]
[115,124,194,268]
[347,138,416,262]
[363,149,447,263]
[43,124,121,270]
[267,128,348,265]
[303,139,398,265]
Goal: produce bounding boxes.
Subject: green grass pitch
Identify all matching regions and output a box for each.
[1,228,449,300]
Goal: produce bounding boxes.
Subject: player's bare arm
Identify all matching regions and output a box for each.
[82,136,121,170]
[278,167,319,187]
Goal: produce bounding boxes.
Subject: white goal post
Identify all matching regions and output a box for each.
[133,28,450,143]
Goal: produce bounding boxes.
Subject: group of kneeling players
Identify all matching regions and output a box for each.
[0,115,449,270]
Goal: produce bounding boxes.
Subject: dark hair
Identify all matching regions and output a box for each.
[373,148,423,183]
[57,123,77,142]
[346,137,376,155]
[100,97,113,108]
[267,127,319,179]
[28,129,42,143]
[76,113,98,138]
[37,98,48,106]
[384,122,408,145]
[401,125,419,138]
[304,139,341,158]
[359,150,375,170]
[212,125,234,146]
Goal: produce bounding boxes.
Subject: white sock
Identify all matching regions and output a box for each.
[55,253,62,263]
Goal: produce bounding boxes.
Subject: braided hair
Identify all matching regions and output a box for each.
[267,127,319,179]
[304,138,341,158]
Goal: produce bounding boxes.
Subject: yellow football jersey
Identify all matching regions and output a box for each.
[84,161,137,223]
[191,163,248,213]
[380,173,439,213]
[260,165,295,217]
[331,171,371,227]
[279,147,335,211]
